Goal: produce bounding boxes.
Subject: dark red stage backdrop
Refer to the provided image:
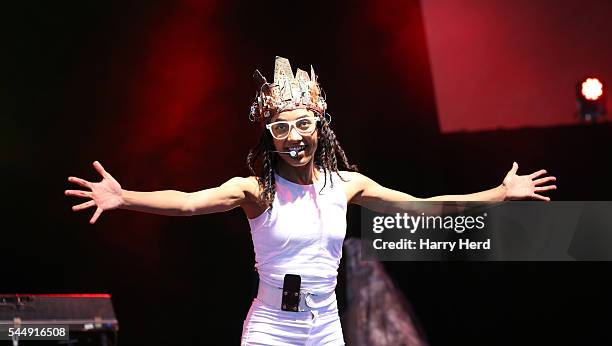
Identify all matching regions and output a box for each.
[421,0,612,133]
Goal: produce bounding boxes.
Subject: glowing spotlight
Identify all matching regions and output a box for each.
[581,78,603,100]
[577,77,606,122]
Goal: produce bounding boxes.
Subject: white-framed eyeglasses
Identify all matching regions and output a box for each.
[266,116,320,139]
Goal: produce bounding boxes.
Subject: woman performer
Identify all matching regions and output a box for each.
[65,57,556,345]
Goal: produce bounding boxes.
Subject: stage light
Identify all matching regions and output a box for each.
[581,78,603,100]
[577,77,606,122]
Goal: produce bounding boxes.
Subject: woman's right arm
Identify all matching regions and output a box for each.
[65,161,259,224]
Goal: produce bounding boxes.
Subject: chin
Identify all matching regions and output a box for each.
[282,155,313,167]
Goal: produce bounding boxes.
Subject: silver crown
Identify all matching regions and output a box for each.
[249,56,327,122]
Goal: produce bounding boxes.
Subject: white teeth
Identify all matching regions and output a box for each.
[288,145,305,151]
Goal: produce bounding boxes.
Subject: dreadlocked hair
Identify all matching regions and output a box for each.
[246,113,358,209]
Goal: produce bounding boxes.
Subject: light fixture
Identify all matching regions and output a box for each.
[577,77,606,122]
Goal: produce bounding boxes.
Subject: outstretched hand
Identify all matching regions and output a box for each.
[65,161,123,224]
[502,162,557,201]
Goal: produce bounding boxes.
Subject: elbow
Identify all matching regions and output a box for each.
[180,193,196,216]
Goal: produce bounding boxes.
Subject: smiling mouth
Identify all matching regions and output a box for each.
[287,145,307,153]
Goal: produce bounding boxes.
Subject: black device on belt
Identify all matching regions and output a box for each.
[281,274,301,312]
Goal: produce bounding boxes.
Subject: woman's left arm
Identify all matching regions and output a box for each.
[428,162,556,202]
[347,162,557,212]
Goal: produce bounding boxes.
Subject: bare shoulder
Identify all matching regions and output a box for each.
[223,176,261,201]
[337,171,371,187]
[233,176,266,218]
[337,171,371,204]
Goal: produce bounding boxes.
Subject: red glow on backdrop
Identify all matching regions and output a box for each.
[117,0,229,188]
[365,0,431,104]
[581,78,603,100]
[97,0,237,260]
[420,0,612,132]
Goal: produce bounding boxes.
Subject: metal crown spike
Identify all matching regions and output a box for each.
[249,57,327,123]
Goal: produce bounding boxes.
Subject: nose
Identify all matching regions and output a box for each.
[287,125,302,141]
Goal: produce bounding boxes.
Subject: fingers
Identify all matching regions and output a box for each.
[65,190,92,198]
[90,207,103,224]
[68,176,92,189]
[532,193,551,202]
[93,161,110,179]
[529,169,547,179]
[535,185,557,192]
[72,200,95,211]
[509,161,519,175]
[534,176,556,185]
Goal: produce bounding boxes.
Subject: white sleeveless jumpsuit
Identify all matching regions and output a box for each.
[241,170,348,345]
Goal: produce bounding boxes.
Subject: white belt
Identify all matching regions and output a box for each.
[256,280,336,312]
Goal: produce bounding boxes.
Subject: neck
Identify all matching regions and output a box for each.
[276,160,319,185]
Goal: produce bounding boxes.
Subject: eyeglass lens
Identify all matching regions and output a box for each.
[270,118,317,138]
